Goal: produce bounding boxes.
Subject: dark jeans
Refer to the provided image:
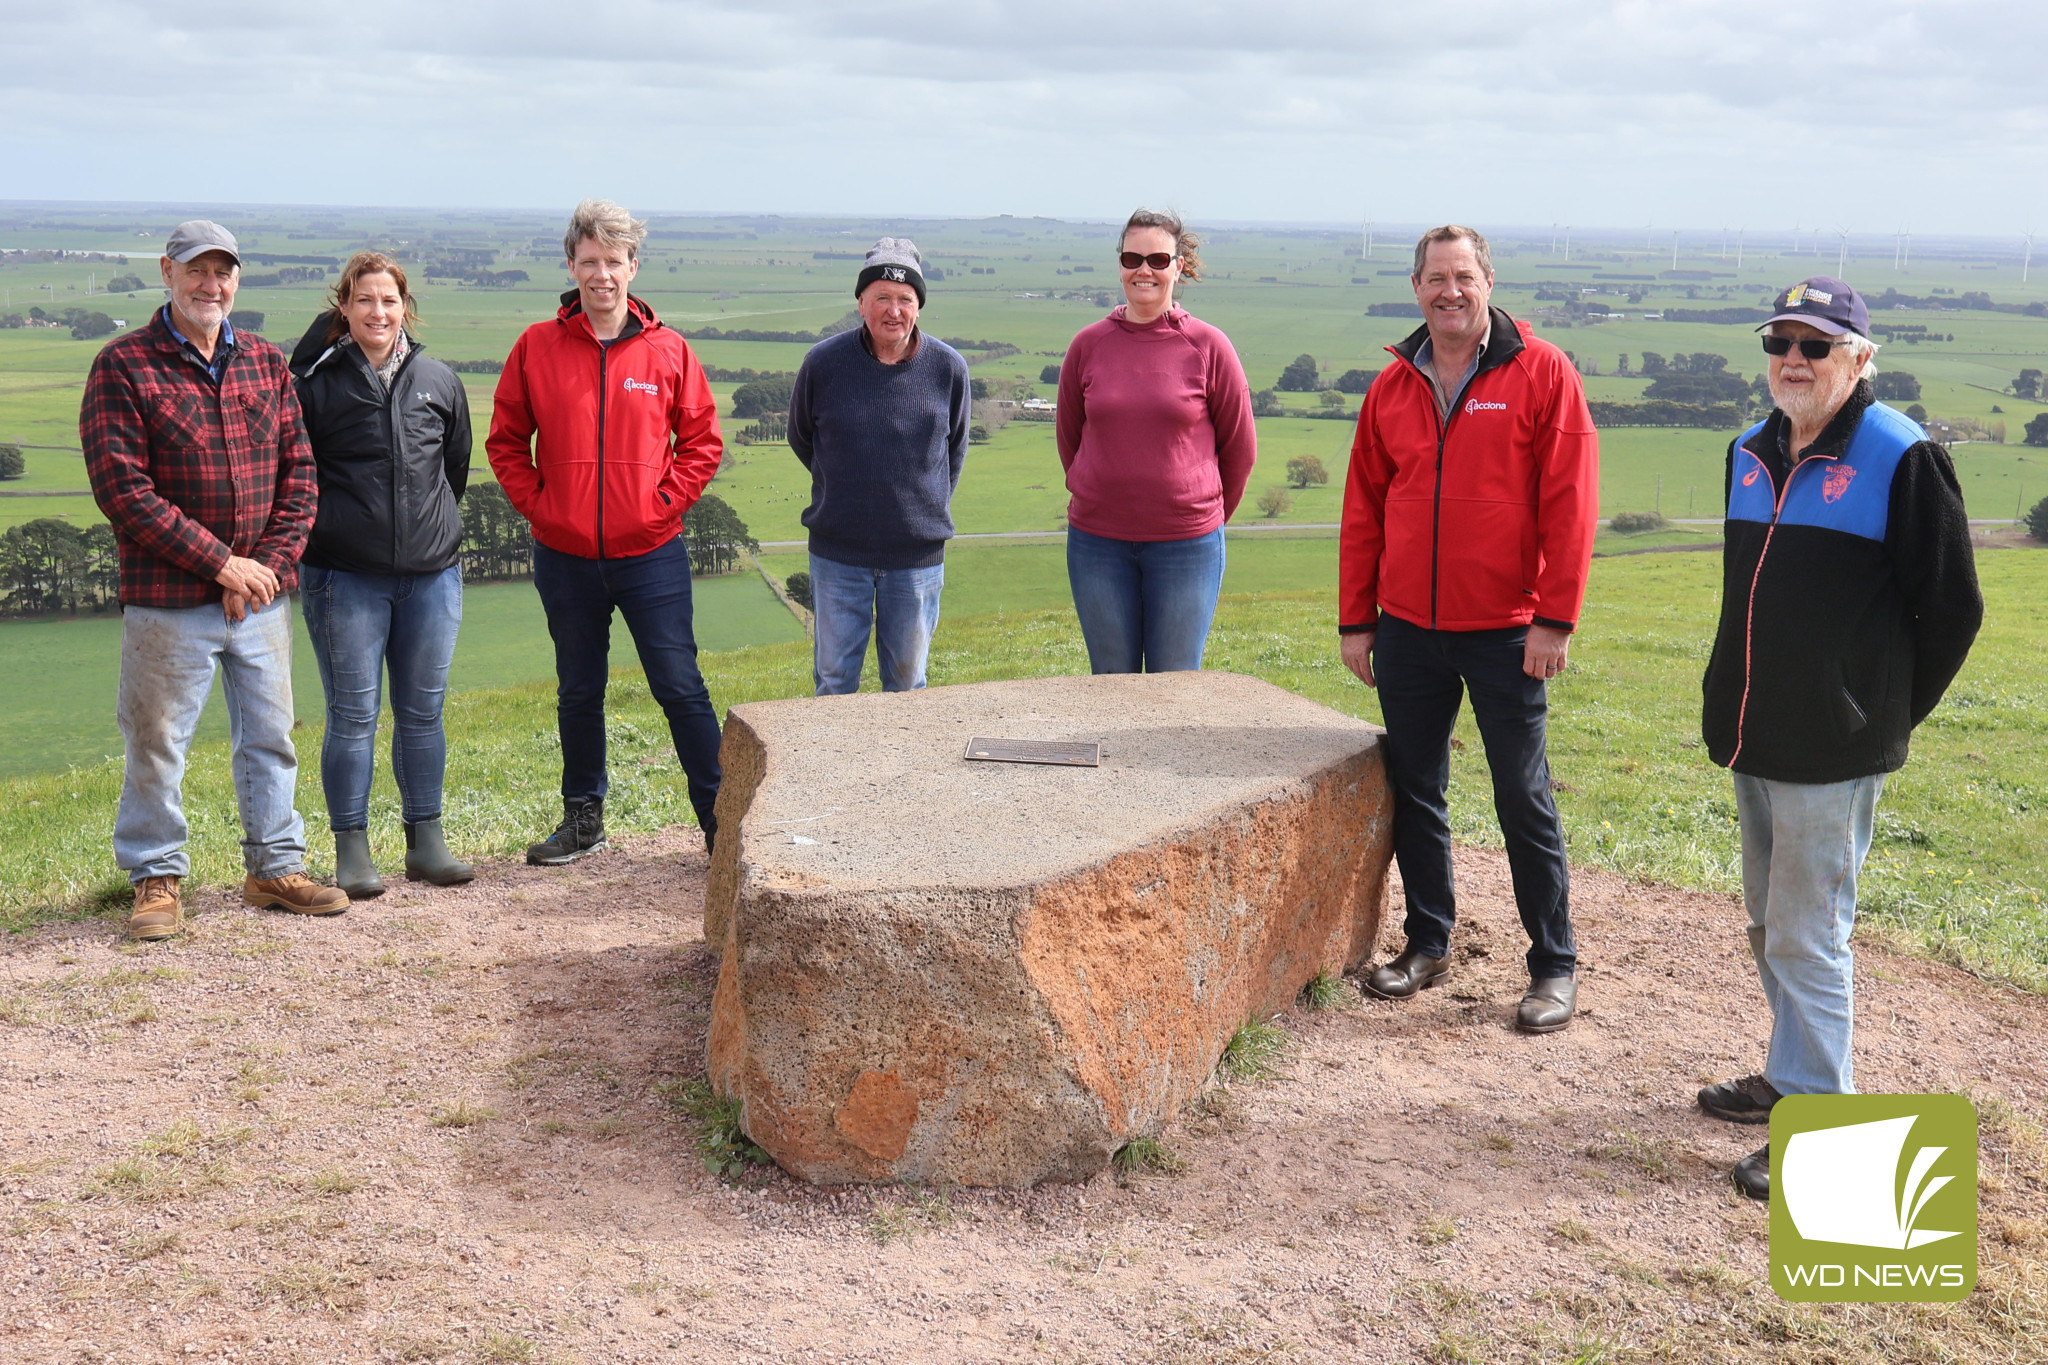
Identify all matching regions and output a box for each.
[1066,525,1226,674]
[1374,613,1576,979]
[301,562,462,829]
[532,535,722,836]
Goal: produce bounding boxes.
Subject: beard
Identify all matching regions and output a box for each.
[1770,366,1857,431]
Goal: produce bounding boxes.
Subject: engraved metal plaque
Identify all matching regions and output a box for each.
[963,737,1101,767]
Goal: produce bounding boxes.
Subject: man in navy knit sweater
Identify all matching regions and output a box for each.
[788,239,973,694]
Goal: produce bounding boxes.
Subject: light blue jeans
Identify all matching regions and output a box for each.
[809,553,945,695]
[114,596,307,882]
[300,563,463,829]
[1065,525,1226,674]
[1733,771,1885,1096]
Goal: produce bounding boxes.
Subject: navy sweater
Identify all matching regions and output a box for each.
[787,328,972,570]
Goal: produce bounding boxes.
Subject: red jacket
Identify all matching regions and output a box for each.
[486,293,722,559]
[1340,311,1598,633]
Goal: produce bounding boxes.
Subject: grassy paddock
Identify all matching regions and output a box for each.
[3,553,2042,996]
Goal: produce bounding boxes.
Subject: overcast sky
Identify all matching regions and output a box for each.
[3,1,2043,236]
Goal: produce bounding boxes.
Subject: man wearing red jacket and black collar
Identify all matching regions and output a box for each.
[487,200,724,865]
[1339,225,1599,1033]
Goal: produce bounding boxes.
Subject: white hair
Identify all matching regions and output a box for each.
[1844,331,1879,381]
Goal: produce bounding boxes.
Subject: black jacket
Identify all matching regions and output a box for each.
[289,313,471,575]
[1702,381,1982,783]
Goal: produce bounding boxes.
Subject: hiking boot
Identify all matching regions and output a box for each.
[128,875,184,941]
[1732,1144,1770,1200]
[1699,1074,1782,1125]
[405,817,474,886]
[333,828,385,900]
[526,798,606,866]
[243,872,349,916]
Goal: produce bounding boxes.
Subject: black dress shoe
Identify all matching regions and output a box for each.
[1699,1074,1782,1125]
[1732,1144,1770,1200]
[1515,975,1577,1033]
[1362,947,1451,1000]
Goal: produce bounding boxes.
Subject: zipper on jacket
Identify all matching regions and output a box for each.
[1728,444,1833,766]
[595,342,609,559]
[384,347,420,572]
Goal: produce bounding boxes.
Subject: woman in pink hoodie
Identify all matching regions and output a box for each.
[1054,209,1257,672]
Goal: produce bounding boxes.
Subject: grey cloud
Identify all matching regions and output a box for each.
[0,1,2041,231]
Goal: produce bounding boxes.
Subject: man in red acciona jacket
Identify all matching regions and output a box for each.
[487,200,724,865]
[1338,225,1599,1033]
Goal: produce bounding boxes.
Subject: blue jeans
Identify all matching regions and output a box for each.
[300,563,462,829]
[808,553,945,695]
[1373,614,1576,979]
[114,597,307,882]
[1733,771,1884,1096]
[1065,525,1226,674]
[532,535,722,835]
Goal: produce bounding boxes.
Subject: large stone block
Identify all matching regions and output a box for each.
[704,672,1392,1187]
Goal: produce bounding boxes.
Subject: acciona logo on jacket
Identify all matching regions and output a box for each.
[621,377,659,395]
[1464,398,1507,414]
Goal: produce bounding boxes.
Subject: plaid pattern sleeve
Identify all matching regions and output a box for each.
[80,314,315,607]
[81,330,236,599]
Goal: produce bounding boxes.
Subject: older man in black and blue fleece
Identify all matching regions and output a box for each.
[1696,275,1982,1200]
[787,238,973,694]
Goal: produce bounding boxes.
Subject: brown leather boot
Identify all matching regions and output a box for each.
[128,875,184,941]
[242,872,349,916]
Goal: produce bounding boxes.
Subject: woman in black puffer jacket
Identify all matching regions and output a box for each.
[290,251,474,897]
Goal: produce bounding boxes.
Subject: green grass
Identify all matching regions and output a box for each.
[1217,1016,1290,1083]
[0,572,801,779]
[5,552,2044,1001]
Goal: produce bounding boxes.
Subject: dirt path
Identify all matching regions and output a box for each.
[2,837,2043,1364]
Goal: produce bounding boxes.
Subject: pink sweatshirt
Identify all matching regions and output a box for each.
[1055,306,1257,541]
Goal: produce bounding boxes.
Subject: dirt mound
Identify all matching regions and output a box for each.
[1,837,2042,1363]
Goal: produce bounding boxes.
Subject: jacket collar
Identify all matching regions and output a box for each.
[1742,379,1876,465]
[556,289,657,344]
[1388,305,1525,375]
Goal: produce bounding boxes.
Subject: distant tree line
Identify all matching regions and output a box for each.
[445,359,505,374]
[1273,354,1377,394]
[1589,400,1744,428]
[1659,307,1772,325]
[0,519,119,616]
[4,306,118,339]
[731,375,795,419]
[1366,302,1423,318]
[241,266,329,288]
[451,485,760,585]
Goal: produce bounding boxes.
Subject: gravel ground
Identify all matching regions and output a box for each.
[2,833,2043,1363]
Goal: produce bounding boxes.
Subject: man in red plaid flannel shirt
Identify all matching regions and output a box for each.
[81,220,348,939]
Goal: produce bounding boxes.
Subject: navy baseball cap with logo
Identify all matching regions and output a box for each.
[1757,275,1868,338]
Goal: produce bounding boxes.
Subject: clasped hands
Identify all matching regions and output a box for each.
[216,555,280,624]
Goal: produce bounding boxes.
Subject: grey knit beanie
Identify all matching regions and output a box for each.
[856,237,925,306]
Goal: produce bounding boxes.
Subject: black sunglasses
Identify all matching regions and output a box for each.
[1761,335,1848,360]
[1119,251,1177,270]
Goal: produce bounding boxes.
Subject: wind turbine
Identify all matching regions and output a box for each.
[2026,233,2035,285]
[1363,219,1373,260]
[1720,226,1728,262]
[1736,227,1745,271]
[1550,222,1558,256]
[1564,226,1572,262]
[1672,230,1680,271]
[1836,227,1850,277]
[1902,230,1910,271]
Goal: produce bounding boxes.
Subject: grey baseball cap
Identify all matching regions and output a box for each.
[165,220,241,265]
